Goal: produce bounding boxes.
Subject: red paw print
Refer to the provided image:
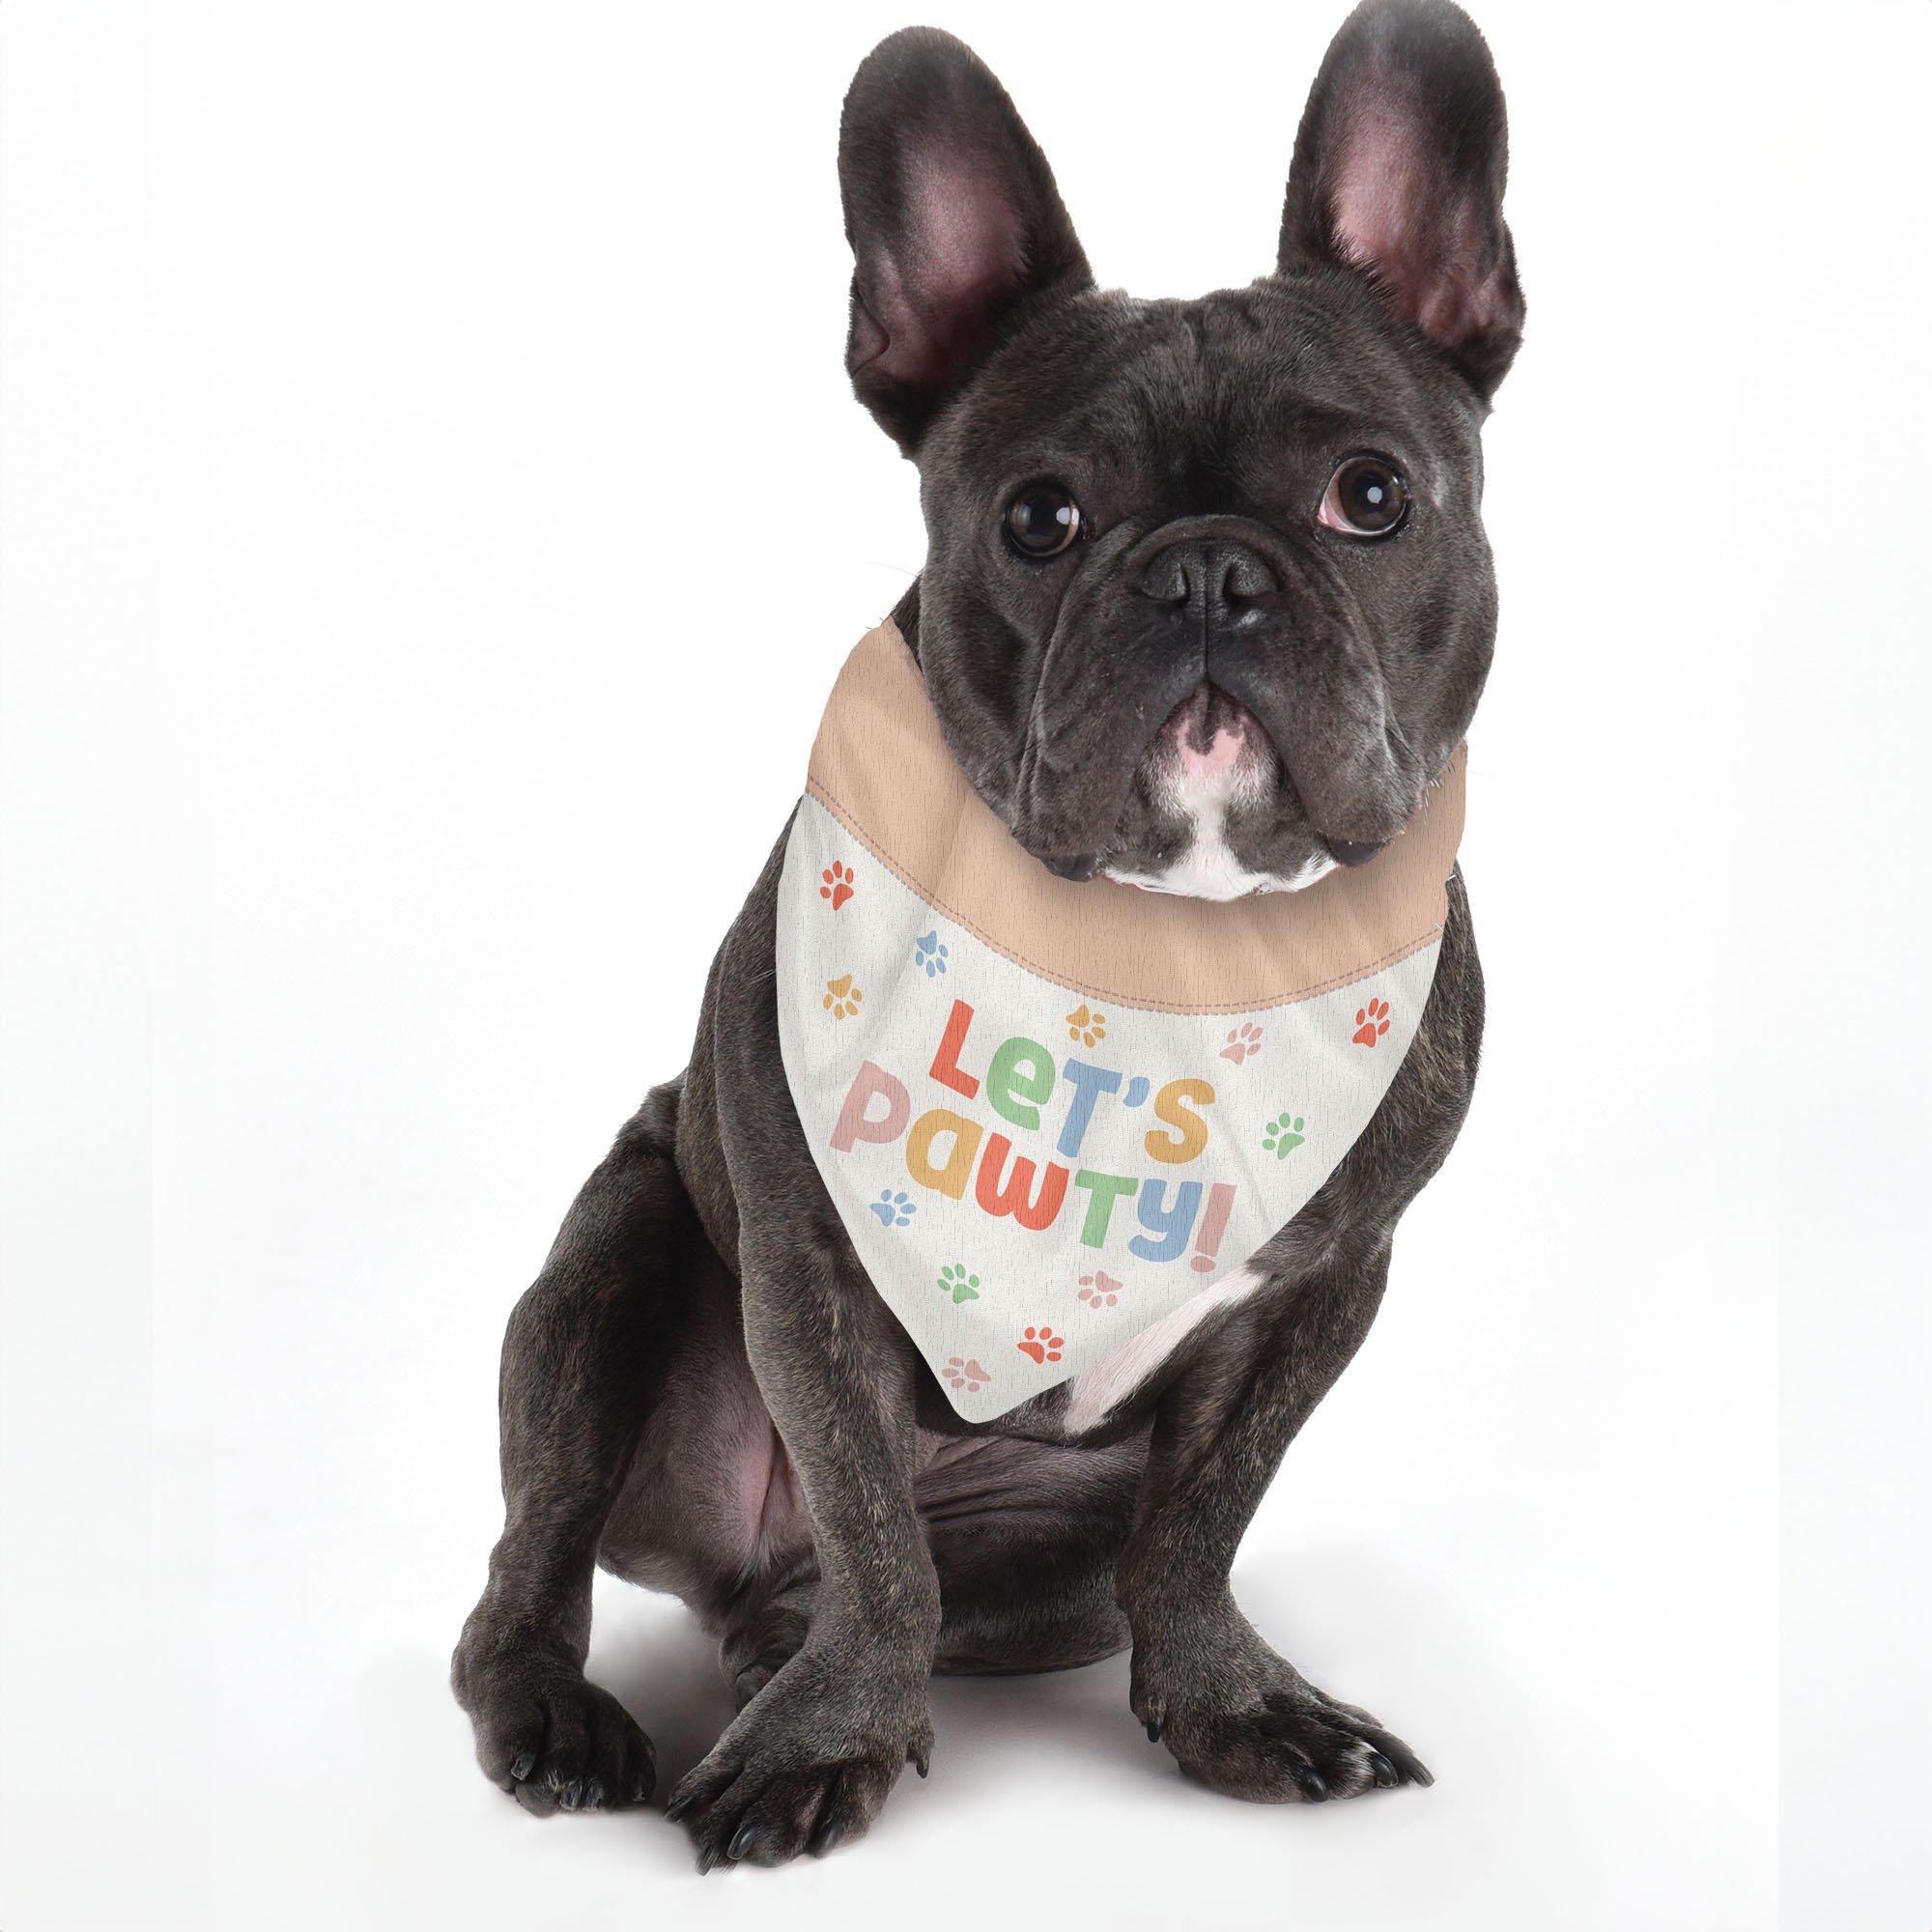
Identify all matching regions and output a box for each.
[1017,1324,1064,1364]
[819,861,855,910]
[1352,996,1390,1047]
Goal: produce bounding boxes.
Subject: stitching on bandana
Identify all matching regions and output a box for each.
[806,779,1444,1017]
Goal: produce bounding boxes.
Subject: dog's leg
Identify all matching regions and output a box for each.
[718,1435,1144,1700]
[1116,1238,1435,1804]
[925,1434,1142,1674]
[662,1208,939,1868]
[450,1080,692,1814]
[660,872,943,1869]
[724,1545,1131,1701]
[933,1521,1132,1675]
[719,1576,819,1711]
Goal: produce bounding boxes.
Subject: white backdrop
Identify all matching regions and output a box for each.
[2,3,1924,1928]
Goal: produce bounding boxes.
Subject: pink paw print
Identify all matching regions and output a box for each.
[945,1356,992,1393]
[1077,1270,1122,1309]
[1017,1325,1064,1364]
[1220,1022,1264,1065]
[1351,996,1391,1047]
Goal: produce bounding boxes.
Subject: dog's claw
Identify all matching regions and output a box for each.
[1146,1719,1163,1743]
[1367,1749,1400,1788]
[1295,1766,1329,1802]
[455,1647,654,1813]
[663,1666,922,1869]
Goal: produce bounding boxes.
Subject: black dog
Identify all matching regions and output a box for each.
[454,0,1521,1868]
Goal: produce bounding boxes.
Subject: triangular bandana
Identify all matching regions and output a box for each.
[777,621,1464,1422]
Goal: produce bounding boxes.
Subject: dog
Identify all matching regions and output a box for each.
[453,0,1522,1868]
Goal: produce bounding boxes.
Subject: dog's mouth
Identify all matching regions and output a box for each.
[1054,681,1386,897]
[1152,680,1275,788]
[1037,682,1276,884]
[1017,626,1410,895]
[1065,682,1293,898]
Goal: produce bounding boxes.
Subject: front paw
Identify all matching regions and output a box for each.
[451,1625,655,1815]
[1130,1619,1431,1804]
[666,1645,933,1870]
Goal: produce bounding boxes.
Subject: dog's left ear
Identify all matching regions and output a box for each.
[1280,0,1523,397]
[838,28,1092,452]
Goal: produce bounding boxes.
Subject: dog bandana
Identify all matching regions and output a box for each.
[776,620,1465,1422]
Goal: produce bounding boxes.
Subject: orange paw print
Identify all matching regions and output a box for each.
[1065,1003,1107,1047]
[819,860,855,910]
[822,973,864,1019]
[1351,996,1390,1046]
[1017,1324,1064,1364]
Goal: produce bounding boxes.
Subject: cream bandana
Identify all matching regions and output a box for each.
[776,621,1465,1422]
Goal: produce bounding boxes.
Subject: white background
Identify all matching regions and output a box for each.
[1,3,1924,1927]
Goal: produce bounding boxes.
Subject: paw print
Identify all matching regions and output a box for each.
[913,930,950,978]
[1065,1002,1108,1046]
[819,861,855,910]
[1017,1324,1065,1364]
[1220,1022,1264,1065]
[945,1355,992,1393]
[822,974,864,1019]
[1077,1270,1123,1309]
[1351,996,1390,1047]
[938,1263,981,1305]
[1262,1112,1306,1158]
[868,1189,915,1228]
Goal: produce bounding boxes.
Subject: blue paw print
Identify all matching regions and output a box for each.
[913,930,950,978]
[868,1189,916,1229]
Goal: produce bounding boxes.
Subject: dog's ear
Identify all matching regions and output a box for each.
[839,28,1092,452]
[1279,0,1523,397]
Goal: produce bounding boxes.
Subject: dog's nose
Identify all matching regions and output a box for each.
[1136,541,1278,614]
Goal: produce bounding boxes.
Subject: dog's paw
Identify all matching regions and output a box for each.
[1145,1685,1430,1803]
[666,1647,931,1870]
[1130,1623,1429,1804]
[451,1634,655,1815]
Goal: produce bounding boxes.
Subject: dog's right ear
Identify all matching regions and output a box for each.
[838,29,1091,453]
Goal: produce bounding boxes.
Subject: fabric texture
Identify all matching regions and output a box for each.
[776,620,1464,1422]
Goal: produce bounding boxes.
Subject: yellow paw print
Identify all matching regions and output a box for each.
[1065,1002,1107,1046]
[823,973,864,1020]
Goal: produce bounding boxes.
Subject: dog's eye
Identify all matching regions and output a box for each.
[1319,456,1410,538]
[1005,482,1082,558]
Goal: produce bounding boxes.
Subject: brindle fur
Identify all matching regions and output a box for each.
[453,0,1520,1869]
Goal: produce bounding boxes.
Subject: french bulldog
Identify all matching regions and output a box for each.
[453,0,1522,1869]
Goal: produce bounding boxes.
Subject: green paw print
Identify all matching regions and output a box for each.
[1262,1111,1306,1158]
[937,1263,981,1305]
